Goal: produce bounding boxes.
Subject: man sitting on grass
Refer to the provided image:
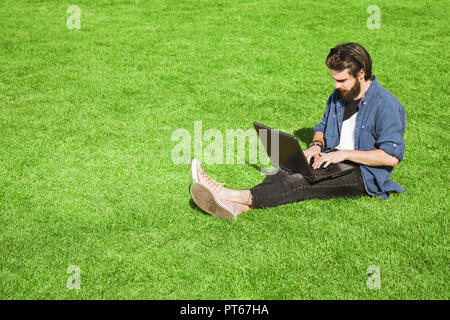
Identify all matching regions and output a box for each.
[189,42,406,220]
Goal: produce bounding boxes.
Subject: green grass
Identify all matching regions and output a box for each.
[0,0,448,299]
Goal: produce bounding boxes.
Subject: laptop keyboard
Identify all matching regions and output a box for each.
[310,163,336,175]
[311,166,328,175]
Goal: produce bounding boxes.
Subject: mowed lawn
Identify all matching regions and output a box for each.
[0,0,448,299]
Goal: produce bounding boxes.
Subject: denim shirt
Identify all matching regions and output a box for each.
[313,75,406,199]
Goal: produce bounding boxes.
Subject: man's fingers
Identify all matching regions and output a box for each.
[312,153,341,169]
[313,157,323,169]
[314,155,332,169]
[314,153,323,168]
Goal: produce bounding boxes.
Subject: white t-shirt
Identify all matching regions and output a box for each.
[335,99,361,151]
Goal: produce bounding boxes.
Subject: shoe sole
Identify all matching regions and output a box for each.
[190,182,236,220]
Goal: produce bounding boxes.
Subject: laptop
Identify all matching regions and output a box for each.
[253,122,355,183]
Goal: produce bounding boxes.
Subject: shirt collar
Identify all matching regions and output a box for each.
[361,74,377,104]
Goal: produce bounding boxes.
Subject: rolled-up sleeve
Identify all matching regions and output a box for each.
[375,104,406,162]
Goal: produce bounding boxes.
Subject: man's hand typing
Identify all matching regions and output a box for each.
[303,145,322,165]
[312,150,348,169]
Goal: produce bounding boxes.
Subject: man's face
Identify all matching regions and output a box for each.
[330,69,361,102]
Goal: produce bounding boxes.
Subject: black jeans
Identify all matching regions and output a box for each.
[249,162,367,209]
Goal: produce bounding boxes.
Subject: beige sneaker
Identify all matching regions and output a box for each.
[190,182,236,220]
[190,158,225,195]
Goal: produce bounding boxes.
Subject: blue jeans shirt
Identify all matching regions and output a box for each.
[313,75,406,199]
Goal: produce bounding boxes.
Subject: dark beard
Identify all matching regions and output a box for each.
[338,79,361,103]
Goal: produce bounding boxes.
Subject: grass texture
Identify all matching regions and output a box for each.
[0,0,448,299]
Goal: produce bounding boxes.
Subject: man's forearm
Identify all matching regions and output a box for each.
[344,149,399,167]
[312,131,325,148]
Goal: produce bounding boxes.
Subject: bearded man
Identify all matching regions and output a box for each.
[189,43,406,219]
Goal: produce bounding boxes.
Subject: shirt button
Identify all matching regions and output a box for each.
[361,125,365,128]
[393,143,397,147]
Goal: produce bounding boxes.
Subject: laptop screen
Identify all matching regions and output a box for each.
[253,122,305,173]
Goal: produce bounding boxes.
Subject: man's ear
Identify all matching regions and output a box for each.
[358,69,366,80]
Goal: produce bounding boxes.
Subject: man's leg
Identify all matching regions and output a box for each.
[195,167,293,215]
[249,165,366,208]
[195,164,288,205]
[192,160,367,216]
[201,165,366,210]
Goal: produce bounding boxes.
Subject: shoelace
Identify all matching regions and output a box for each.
[200,170,225,192]
[201,169,250,208]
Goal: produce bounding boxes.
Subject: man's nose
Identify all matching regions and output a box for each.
[335,82,341,89]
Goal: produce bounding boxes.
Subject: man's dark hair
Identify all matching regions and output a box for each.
[326,43,372,80]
